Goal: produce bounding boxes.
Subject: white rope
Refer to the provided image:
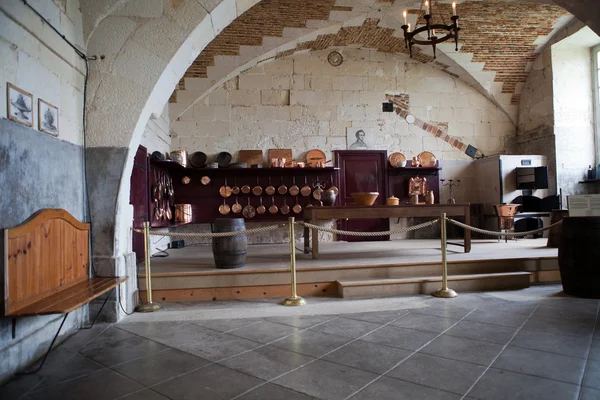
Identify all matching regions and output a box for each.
[446,218,562,237]
[133,223,287,238]
[299,219,439,237]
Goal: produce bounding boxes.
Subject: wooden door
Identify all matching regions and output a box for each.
[130,145,148,262]
[334,150,389,242]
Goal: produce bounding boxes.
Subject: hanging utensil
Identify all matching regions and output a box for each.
[154,199,161,220]
[257,196,266,215]
[269,196,278,214]
[242,197,256,219]
[313,179,323,201]
[278,176,288,195]
[219,198,231,215]
[293,196,302,214]
[300,176,311,197]
[265,176,276,196]
[201,176,211,185]
[232,195,242,214]
[280,196,290,215]
[232,177,240,195]
[289,176,300,196]
[219,177,232,198]
[241,182,251,194]
[252,176,262,196]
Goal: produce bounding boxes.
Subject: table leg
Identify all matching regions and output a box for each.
[312,215,319,260]
[303,217,310,254]
[464,206,471,253]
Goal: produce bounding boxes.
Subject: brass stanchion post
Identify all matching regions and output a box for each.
[432,213,457,298]
[281,217,307,306]
[135,221,162,312]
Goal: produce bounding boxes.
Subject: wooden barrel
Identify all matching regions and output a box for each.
[546,209,568,248]
[558,217,600,298]
[212,218,247,269]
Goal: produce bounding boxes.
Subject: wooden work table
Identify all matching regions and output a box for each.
[303,204,471,259]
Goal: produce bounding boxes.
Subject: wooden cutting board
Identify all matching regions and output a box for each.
[238,150,263,166]
[268,149,293,167]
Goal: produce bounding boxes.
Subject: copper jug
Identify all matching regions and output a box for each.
[425,190,435,204]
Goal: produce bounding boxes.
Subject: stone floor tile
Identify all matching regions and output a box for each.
[348,376,460,400]
[580,386,600,400]
[361,325,438,351]
[583,360,600,390]
[265,315,338,328]
[464,308,530,328]
[56,324,113,352]
[475,301,540,316]
[177,331,262,361]
[0,373,44,400]
[218,345,314,381]
[118,389,170,399]
[492,346,586,384]
[511,329,591,358]
[152,364,264,400]
[117,322,209,348]
[77,327,136,350]
[390,312,459,333]
[522,315,595,337]
[237,383,319,399]
[387,352,486,395]
[308,317,381,339]
[273,359,378,400]
[444,320,518,345]
[467,368,579,400]
[411,303,474,320]
[80,334,168,367]
[111,348,211,386]
[534,303,599,322]
[590,340,600,361]
[27,368,143,400]
[344,310,404,324]
[35,350,105,389]
[323,340,412,374]
[227,320,300,344]
[190,318,264,332]
[420,335,504,366]
[270,330,354,358]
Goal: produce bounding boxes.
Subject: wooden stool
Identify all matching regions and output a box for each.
[547,209,568,248]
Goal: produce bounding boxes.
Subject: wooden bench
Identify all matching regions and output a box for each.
[1,209,127,372]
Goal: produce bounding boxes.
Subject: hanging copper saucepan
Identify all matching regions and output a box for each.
[280,196,290,215]
[257,196,266,215]
[219,198,231,215]
[300,176,311,197]
[242,197,256,219]
[269,196,278,214]
[241,183,251,194]
[265,177,276,196]
[232,195,242,214]
[289,176,300,196]
[219,178,232,198]
[278,176,288,195]
[201,176,211,185]
[293,196,302,214]
[252,176,262,196]
[231,177,240,195]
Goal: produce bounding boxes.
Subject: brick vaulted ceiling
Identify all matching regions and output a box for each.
[170,0,569,106]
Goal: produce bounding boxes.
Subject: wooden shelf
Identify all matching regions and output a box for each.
[579,179,600,183]
[151,160,338,176]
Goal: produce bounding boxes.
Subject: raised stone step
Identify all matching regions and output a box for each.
[337,271,532,299]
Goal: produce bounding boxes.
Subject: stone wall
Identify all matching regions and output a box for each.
[0,0,87,383]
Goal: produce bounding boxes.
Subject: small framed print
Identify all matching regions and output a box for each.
[38,99,59,136]
[7,83,34,127]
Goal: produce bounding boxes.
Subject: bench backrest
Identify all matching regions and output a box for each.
[2,209,90,316]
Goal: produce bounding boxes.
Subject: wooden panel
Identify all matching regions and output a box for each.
[130,145,148,261]
[4,209,90,316]
[9,277,127,316]
[268,149,293,167]
[141,282,337,302]
[238,150,263,166]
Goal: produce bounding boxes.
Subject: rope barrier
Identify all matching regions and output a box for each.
[446,218,562,237]
[133,223,287,238]
[299,219,440,236]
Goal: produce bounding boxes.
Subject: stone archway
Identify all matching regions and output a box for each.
[82,0,598,319]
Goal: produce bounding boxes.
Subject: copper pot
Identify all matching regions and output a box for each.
[265,177,276,196]
[218,200,230,215]
[269,196,278,214]
[293,196,302,214]
[278,176,288,195]
[280,197,290,215]
[257,197,266,215]
[252,177,262,196]
[231,178,240,195]
[300,176,311,197]
[289,176,300,196]
[242,198,256,219]
[241,184,251,194]
[219,178,232,198]
[232,196,242,213]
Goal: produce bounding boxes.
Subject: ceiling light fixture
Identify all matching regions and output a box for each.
[401,0,460,59]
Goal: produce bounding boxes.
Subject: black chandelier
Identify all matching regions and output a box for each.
[401,0,460,59]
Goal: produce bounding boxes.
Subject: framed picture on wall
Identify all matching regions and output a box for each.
[38,99,59,136]
[347,127,374,150]
[7,83,33,127]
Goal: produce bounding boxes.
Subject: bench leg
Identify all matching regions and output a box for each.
[18,313,69,375]
[83,287,115,330]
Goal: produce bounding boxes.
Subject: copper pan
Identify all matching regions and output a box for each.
[269,196,278,214]
[300,176,311,197]
[278,176,288,195]
[280,196,290,215]
[242,197,256,219]
[231,177,240,195]
[265,177,276,196]
[219,199,230,215]
[252,176,262,196]
[289,176,300,196]
[232,195,242,214]
[219,178,232,198]
[293,196,302,214]
[257,196,266,214]
[241,184,251,194]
